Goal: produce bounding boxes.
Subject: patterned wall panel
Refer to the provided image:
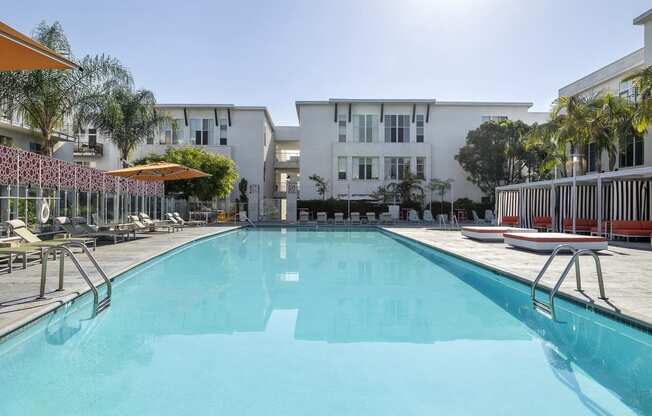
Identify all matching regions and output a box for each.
[0,146,19,186]
[104,175,117,193]
[76,166,93,191]
[89,169,104,192]
[59,160,76,189]
[40,155,59,189]
[18,149,41,186]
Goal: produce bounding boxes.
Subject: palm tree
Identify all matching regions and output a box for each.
[625,65,652,132]
[593,94,641,171]
[524,118,569,177]
[550,95,597,175]
[0,22,132,156]
[80,87,166,165]
[387,172,424,205]
[428,178,453,213]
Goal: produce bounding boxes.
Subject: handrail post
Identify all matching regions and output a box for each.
[38,248,50,299]
[574,256,582,292]
[58,248,65,291]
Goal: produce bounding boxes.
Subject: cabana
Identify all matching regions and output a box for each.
[495,166,652,239]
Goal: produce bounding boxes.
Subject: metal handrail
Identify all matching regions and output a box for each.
[38,241,112,316]
[531,245,607,320]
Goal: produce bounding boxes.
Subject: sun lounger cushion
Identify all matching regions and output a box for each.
[504,232,607,252]
[461,226,537,241]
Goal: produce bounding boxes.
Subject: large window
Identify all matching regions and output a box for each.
[161,122,173,144]
[416,114,425,143]
[587,142,597,172]
[384,157,410,180]
[481,115,508,122]
[338,157,347,180]
[338,114,347,143]
[353,115,378,143]
[219,119,228,145]
[384,115,410,143]
[416,157,425,179]
[619,80,638,102]
[352,157,379,180]
[619,136,644,168]
[190,119,213,145]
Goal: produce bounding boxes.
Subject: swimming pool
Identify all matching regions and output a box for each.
[0,228,650,415]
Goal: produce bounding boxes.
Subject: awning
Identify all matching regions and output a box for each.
[107,162,210,182]
[0,21,81,71]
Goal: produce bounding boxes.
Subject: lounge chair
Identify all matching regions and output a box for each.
[0,244,47,272]
[408,209,420,222]
[298,211,310,224]
[140,213,180,232]
[8,219,97,251]
[166,213,185,229]
[334,212,345,224]
[128,215,152,233]
[350,212,361,224]
[380,212,392,224]
[174,212,205,227]
[532,216,552,231]
[437,214,448,228]
[423,210,434,223]
[472,210,488,225]
[366,212,377,224]
[316,212,328,224]
[504,232,608,252]
[55,217,127,245]
[501,215,519,227]
[461,226,537,242]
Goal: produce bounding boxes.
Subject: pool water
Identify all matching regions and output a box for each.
[0,228,650,415]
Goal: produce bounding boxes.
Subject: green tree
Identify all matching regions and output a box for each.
[80,87,166,166]
[625,65,652,132]
[0,21,132,156]
[371,172,424,205]
[135,147,237,200]
[308,174,328,200]
[594,94,642,171]
[428,178,453,213]
[455,120,532,202]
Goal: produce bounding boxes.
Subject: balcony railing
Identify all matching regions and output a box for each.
[74,142,103,157]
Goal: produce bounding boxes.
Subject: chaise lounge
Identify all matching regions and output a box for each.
[500,215,519,226]
[609,220,652,241]
[531,216,552,231]
[503,232,608,252]
[461,226,537,242]
[562,218,597,234]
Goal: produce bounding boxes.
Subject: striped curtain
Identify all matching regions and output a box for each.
[496,190,519,223]
[556,184,598,230]
[610,180,652,221]
[522,187,550,228]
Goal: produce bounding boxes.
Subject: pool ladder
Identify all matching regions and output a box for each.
[38,241,112,317]
[531,244,607,320]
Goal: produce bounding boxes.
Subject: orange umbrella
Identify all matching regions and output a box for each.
[107,162,210,182]
[0,21,81,71]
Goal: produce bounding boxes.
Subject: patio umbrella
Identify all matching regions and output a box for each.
[107,162,210,182]
[0,21,81,71]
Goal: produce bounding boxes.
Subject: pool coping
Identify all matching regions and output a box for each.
[0,226,242,342]
[379,227,652,334]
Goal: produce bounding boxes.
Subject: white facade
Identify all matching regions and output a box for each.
[297,99,548,202]
[558,8,652,172]
[0,110,74,161]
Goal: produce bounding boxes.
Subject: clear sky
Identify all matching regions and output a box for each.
[6,0,651,125]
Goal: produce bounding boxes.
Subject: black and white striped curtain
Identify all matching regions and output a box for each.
[496,190,519,223]
[610,180,652,221]
[556,184,597,230]
[522,187,550,228]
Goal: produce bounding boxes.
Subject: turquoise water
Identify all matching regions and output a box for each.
[0,228,651,415]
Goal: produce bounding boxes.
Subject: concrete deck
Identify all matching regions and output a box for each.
[384,227,652,329]
[0,225,239,339]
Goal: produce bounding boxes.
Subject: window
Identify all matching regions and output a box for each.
[384,115,410,143]
[416,157,425,179]
[172,119,184,144]
[160,122,173,145]
[352,157,379,180]
[75,161,90,167]
[384,157,410,180]
[338,157,347,180]
[88,128,97,146]
[587,142,597,172]
[338,114,347,142]
[29,142,42,153]
[416,114,425,142]
[619,135,644,168]
[219,118,227,145]
[481,115,508,122]
[353,114,378,143]
[191,119,212,145]
[619,80,637,102]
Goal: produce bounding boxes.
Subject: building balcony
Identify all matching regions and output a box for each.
[73,142,103,157]
[274,156,300,169]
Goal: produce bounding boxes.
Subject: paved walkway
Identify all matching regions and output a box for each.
[0,225,239,338]
[384,227,652,329]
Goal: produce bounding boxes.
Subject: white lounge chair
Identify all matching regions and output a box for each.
[408,209,420,222]
[504,232,608,252]
[366,212,377,224]
[140,213,179,232]
[380,212,392,224]
[485,210,497,225]
[166,213,185,229]
[350,212,361,224]
[299,211,309,224]
[437,214,448,228]
[461,226,537,242]
[423,210,434,223]
[317,212,328,224]
[334,212,345,224]
[472,210,486,225]
[174,212,205,226]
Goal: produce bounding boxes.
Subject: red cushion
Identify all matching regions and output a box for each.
[563,218,596,227]
[612,220,642,230]
[532,216,551,226]
[502,216,519,225]
[612,228,651,236]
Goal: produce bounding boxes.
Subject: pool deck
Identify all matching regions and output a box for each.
[0,225,239,339]
[383,227,652,330]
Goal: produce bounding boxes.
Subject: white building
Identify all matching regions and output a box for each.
[0,109,74,161]
[296,99,547,202]
[558,8,652,172]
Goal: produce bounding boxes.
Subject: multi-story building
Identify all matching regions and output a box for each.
[558,8,652,172]
[296,99,547,202]
[0,108,74,160]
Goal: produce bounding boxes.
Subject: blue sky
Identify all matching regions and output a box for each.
[6,0,651,125]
